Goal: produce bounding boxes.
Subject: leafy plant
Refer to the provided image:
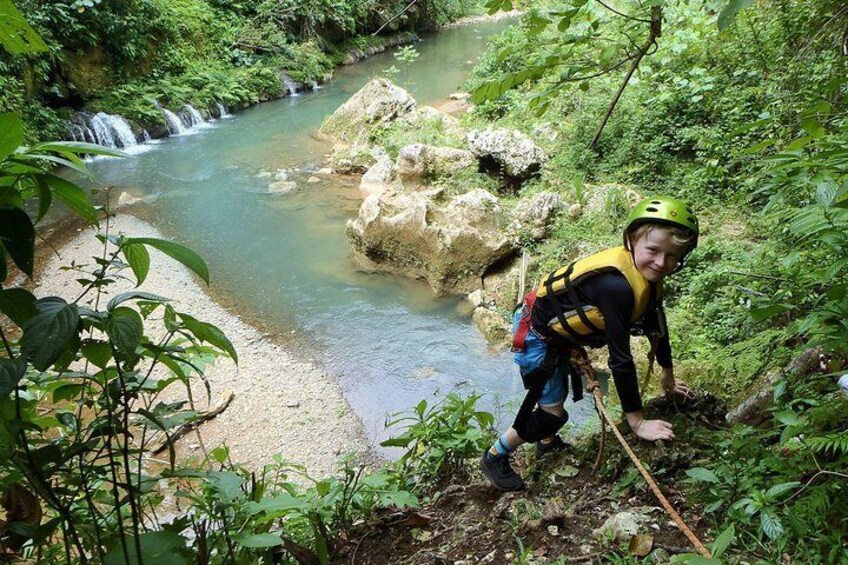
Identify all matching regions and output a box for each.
[381,393,495,489]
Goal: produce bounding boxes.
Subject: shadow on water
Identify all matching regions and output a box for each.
[69,18,604,451]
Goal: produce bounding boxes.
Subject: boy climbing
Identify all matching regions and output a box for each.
[481,196,699,491]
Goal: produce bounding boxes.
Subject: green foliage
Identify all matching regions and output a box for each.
[1,0,476,140]
[684,375,848,562]
[169,452,417,564]
[382,393,495,488]
[0,111,427,563]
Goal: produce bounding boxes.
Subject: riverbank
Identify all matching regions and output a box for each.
[33,214,368,475]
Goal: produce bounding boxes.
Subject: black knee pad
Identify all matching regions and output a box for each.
[513,408,569,443]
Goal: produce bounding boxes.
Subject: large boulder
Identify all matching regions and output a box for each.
[320,79,416,143]
[346,188,517,295]
[508,191,565,240]
[396,143,476,183]
[466,128,548,187]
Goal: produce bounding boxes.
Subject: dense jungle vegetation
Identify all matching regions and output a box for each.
[1,0,847,563]
[0,0,476,141]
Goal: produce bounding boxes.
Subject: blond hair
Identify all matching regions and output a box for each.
[628,223,695,250]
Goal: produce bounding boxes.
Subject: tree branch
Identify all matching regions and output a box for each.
[595,0,652,23]
[590,6,662,149]
[372,0,419,36]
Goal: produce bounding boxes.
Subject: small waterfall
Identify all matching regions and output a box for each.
[162,108,185,135]
[184,104,205,126]
[216,102,230,118]
[142,130,151,142]
[280,72,298,96]
[89,113,138,148]
[309,80,320,90]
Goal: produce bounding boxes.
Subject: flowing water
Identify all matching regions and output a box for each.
[75,20,600,447]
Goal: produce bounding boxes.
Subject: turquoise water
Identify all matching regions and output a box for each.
[79,20,599,446]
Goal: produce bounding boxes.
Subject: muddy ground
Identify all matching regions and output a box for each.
[339,394,727,564]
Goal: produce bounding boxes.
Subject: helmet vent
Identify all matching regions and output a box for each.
[651,200,661,204]
[646,206,659,212]
[688,216,697,224]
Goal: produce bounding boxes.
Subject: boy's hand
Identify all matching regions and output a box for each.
[626,412,675,441]
[661,367,692,398]
[635,419,675,441]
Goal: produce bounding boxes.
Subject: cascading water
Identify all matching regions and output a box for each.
[309,80,320,90]
[142,130,151,142]
[162,109,185,135]
[89,113,138,148]
[184,104,205,127]
[280,72,298,96]
[216,103,230,118]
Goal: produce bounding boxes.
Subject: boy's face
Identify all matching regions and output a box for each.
[630,227,687,282]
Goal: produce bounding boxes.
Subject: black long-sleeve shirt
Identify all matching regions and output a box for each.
[531,272,671,413]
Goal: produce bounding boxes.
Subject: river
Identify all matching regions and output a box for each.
[76,19,599,447]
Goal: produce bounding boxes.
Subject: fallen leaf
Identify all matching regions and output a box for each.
[554,465,580,478]
[629,534,654,557]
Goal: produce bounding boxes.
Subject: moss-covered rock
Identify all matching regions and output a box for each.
[320,78,417,143]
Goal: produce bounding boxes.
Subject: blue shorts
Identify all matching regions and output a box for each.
[512,310,567,407]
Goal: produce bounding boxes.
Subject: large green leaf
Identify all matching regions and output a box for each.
[125,237,209,284]
[178,313,237,363]
[717,0,753,31]
[0,205,35,277]
[0,357,26,398]
[0,0,49,55]
[245,493,307,515]
[0,112,24,161]
[0,287,38,327]
[44,175,97,223]
[81,340,113,369]
[34,176,52,222]
[20,297,81,371]
[104,307,144,360]
[104,531,188,565]
[107,291,166,312]
[121,243,151,286]
[234,532,283,548]
[206,471,246,502]
[32,141,126,158]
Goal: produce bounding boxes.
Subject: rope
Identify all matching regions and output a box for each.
[567,346,712,559]
[639,335,659,396]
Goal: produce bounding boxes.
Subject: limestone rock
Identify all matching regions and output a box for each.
[472,305,510,349]
[268,180,297,194]
[329,142,385,174]
[593,511,648,542]
[509,192,564,240]
[360,154,401,197]
[449,92,470,100]
[346,188,517,295]
[320,79,416,143]
[396,143,475,182]
[466,128,548,186]
[585,183,643,214]
[568,203,583,220]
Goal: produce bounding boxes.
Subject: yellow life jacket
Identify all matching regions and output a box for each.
[536,246,659,341]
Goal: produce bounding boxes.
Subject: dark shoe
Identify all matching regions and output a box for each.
[535,435,568,458]
[480,451,525,491]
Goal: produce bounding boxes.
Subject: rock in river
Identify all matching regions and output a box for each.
[346,188,517,295]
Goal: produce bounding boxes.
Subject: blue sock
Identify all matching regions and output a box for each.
[488,435,514,459]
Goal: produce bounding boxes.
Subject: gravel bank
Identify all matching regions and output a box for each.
[35,214,367,476]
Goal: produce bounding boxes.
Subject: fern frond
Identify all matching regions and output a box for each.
[806,433,848,457]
